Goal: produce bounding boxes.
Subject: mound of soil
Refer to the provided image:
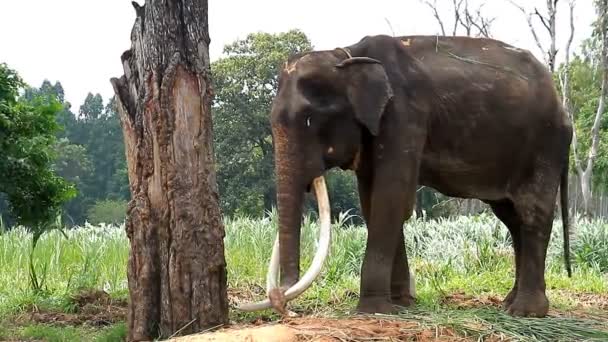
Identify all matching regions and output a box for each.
[16,290,127,327]
[170,317,468,342]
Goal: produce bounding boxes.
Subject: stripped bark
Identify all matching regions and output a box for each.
[110,0,228,340]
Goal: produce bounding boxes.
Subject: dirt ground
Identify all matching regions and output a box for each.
[12,290,127,328]
[170,317,471,342]
[171,291,608,342]
[6,290,608,341]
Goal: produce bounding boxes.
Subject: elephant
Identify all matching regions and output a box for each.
[238,34,573,318]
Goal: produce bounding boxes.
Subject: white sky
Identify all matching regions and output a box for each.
[0,0,596,108]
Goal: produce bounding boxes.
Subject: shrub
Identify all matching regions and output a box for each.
[86,200,127,225]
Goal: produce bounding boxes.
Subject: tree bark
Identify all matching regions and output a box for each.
[110,1,228,340]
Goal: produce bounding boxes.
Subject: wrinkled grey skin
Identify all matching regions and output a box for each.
[269,34,572,317]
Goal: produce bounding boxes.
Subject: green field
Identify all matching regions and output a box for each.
[1,212,607,341]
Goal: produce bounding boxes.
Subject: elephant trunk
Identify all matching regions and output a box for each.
[235,176,332,313]
[274,127,304,289]
[235,125,332,313]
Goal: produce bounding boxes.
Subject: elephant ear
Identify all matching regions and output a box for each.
[336,57,394,136]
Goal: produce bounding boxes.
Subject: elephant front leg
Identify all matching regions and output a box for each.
[356,169,417,314]
[390,229,415,308]
[357,222,402,314]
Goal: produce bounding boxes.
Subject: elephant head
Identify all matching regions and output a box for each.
[237,48,395,312]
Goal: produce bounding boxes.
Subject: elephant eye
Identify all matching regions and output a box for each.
[305,116,312,127]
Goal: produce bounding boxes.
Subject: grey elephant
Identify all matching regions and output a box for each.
[238,34,572,318]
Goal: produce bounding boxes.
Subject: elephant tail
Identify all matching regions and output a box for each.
[560,149,572,278]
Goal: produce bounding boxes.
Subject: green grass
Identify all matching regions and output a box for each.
[0,212,607,341]
[225,212,607,311]
[94,323,128,342]
[379,308,608,342]
[0,322,127,342]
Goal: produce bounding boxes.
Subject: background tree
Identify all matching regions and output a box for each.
[74,95,128,202]
[110,0,228,339]
[415,0,496,218]
[13,81,131,226]
[0,63,75,234]
[0,63,76,291]
[570,0,608,216]
[511,0,608,216]
[509,0,565,72]
[52,138,93,225]
[212,30,312,216]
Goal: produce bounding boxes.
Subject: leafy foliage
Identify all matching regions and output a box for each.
[557,52,608,192]
[211,30,367,220]
[71,96,128,203]
[0,82,130,226]
[2,25,606,225]
[0,63,75,237]
[52,139,94,225]
[86,199,127,225]
[1,215,607,341]
[211,30,313,217]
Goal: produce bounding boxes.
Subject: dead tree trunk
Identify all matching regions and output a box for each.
[110,1,228,340]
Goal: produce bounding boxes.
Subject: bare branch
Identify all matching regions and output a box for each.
[508,0,526,13]
[470,5,495,37]
[528,14,550,66]
[547,0,558,72]
[422,0,493,38]
[454,0,493,37]
[384,17,395,36]
[533,8,551,33]
[560,1,582,174]
[457,10,472,36]
[452,0,465,35]
[507,0,550,67]
[421,0,446,35]
[560,72,583,175]
[565,1,575,63]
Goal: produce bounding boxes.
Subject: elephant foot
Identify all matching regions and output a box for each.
[506,291,549,317]
[502,287,517,309]
[391,294,415,308]
[355,296,397,315]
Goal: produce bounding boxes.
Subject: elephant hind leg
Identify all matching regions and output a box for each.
[502,174,559,317]
[506,198,555,317]
[488,200,522,308]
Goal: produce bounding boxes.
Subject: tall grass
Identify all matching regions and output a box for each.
[0,222,128,313]
[225,212,608,309]
[0,213,606,315]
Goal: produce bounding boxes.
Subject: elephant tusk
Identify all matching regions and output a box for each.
[234,234,282,312]
[235,176,332,312]
[266,234,280,294]
[282,176,332,298]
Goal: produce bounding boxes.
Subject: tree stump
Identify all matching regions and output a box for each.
[110,1,228,340]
